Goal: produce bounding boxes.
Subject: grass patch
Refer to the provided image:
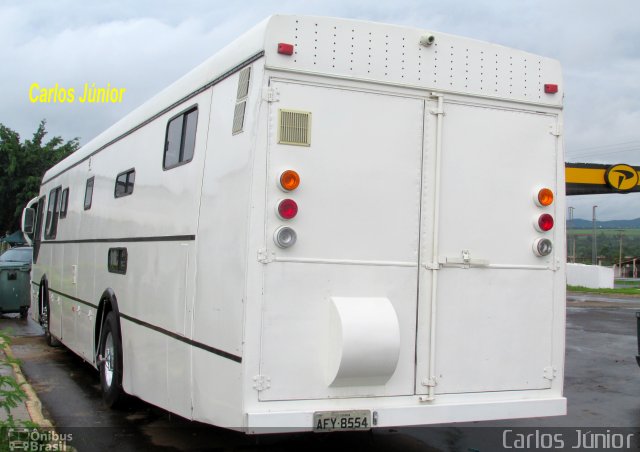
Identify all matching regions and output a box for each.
[568,285,640,296]
[615,279,640,287]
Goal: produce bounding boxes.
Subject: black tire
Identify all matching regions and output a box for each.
[19,306,28,319]
[40,282,60,347]
[98,311,126,408]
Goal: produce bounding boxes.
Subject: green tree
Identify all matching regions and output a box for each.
[0,121,78,233]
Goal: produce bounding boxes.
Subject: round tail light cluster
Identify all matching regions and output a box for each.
[274,170,300,248]
[533,188,554,257]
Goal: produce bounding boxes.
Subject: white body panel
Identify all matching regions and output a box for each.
[28,15,566,432]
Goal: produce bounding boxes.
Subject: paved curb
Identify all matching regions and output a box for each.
[0,338,54,428]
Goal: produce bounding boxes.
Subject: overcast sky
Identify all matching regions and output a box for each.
[2,0,639,220]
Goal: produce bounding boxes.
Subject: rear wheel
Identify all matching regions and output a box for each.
[99,311,126,408]
[39,283,60,347]
[19,306,28,319]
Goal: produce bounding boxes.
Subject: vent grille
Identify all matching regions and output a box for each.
[232,101,246,135]
[237,67,251,100]
[232,66,251,135]
[278,110,311,146]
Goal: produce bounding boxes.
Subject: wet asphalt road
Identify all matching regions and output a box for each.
[1,294,640,451]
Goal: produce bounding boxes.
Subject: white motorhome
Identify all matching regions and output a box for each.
[22,15,566,432]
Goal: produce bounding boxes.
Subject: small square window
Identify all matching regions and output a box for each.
[108,248,128,274]
[115,169,135,198]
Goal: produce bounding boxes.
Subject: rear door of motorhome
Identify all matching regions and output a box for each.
[415,101,561,396]
[258,80,432,401]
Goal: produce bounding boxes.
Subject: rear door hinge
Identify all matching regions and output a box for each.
[263,87,280,103]
[258,248,274,264]
[253,375,271,391]
[549,122,562,136]
[543,366,557,381]
[421,376,437,387]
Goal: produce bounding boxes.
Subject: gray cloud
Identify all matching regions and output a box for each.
[1,0,639,219]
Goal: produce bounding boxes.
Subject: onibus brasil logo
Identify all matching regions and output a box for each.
[7,428,72,451]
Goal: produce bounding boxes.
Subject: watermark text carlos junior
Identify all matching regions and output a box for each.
[503,429,635,449]
[29,82,126,103]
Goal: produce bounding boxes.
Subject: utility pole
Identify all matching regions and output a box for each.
[568,207,575,263]
[592,205,598,265]
[618,230,624,277]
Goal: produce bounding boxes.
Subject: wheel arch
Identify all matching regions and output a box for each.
[94,288,122,360]
[38,275,49,321]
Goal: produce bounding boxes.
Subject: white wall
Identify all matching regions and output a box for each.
[566,263,614,289]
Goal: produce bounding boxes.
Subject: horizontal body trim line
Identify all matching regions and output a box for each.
[41,234,196,244]
[120,313,243,363]
[42,51,265,185]
[49,288,99,309]
[42,285,243,364]
[271,257,418,267]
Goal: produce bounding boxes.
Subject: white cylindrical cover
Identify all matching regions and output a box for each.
[327,297,401,387]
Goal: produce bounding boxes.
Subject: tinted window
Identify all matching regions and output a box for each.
[84,177,95,210]
[182,109,198,162]
[108,248,128,274]
[32,197,45,263]
[163,107,198,169]
[115,169,135,198]
[164,115,183,169]
[60,188,69,218]
[44,186,61,239]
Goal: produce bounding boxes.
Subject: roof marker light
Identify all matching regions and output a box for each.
[278,43,294,55]
[544,84,558,94]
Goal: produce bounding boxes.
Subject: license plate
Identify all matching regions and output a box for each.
[313,410,371,432]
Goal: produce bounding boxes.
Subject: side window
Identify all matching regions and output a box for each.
[84,177,95,210]
[59,188,69,219]
[115,169,135,198]
[32,196,45,263]
[44,186,61,240]
[108,248,128,274]
[163,107,198,169]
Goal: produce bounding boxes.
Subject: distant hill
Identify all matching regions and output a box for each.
[568,218,640,229]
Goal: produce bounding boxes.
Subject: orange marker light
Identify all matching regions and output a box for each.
[537,188,554,206]
[280,170,300,191]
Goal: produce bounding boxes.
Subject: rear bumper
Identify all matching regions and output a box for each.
[245,396,567,434]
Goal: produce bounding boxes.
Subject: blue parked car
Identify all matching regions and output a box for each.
[0,246,32,318]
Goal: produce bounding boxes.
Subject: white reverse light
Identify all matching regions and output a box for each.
[274,226,297,248]
[533,238,553,257]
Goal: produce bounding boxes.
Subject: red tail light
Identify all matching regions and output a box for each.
[277,199,298,220]
[538,214,554,231]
